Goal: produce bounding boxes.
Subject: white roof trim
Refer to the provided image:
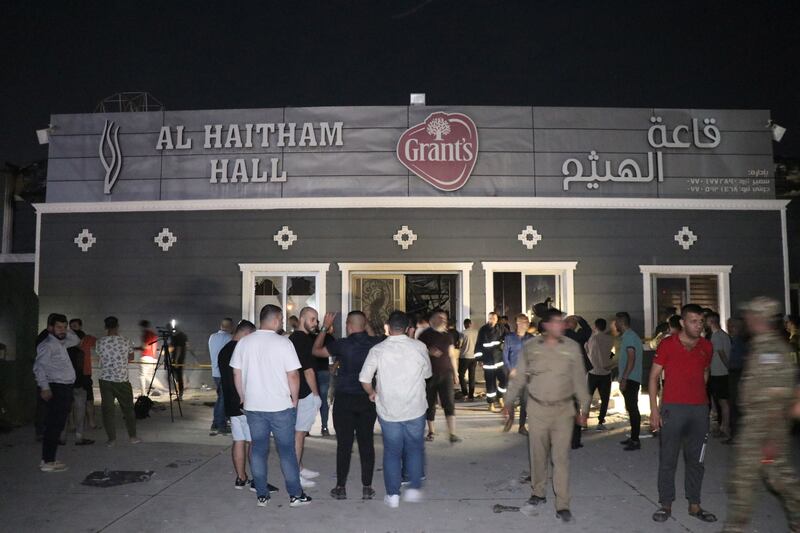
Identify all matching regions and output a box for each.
[0,253,35,263]
[639,265,732,275]
[33,196,790,214]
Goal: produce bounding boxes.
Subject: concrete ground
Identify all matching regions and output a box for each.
[1,390,797,533]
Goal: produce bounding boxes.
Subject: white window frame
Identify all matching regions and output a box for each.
[338,262,473,334]
[481,261,578,319]
[639,264,732,337]
[239,263,330,327]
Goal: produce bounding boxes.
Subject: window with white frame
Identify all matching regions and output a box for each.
[239,263,329,329]
[639,265,731,337]
[481,262,577,319]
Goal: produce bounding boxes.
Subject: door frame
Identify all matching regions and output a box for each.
[481,261,578,320]
[639,264,732,337]
[239,263,330,327]
[338,262,473,334]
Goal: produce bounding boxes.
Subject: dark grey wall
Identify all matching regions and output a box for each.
[11,201,36,253]
[38,207,784,369]
[788,199,800,288]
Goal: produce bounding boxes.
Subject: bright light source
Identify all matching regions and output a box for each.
[36,128,50,145]
[170,319,177,329]
[410,93,426,106]
[772,124,786,142]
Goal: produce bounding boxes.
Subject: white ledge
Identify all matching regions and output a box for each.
[33,196,790,214]
[0,253,35,263]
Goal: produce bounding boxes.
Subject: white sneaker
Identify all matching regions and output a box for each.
[299,468,319,479]
[39,461,68,472]
[384,494,400,508]
[403,488,424,503]
[130,437,142,444]
[300,477,316,488]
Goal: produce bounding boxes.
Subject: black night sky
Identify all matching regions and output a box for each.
[3,1,798,164]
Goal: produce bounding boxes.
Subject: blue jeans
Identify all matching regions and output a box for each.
[317,370,331,429]
[378,414,426,496]
[212,377,226,430]
[245,408,302,498]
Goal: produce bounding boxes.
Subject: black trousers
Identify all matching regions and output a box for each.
[171,352,186,396]
[623,379,641,441]
[426,372,455,421]
[332,393,377,487]
[35,387,48,437]
[657,403,708,505]
[457,359,477,398]
[42,383,73,462]
[588,373,612,424]
[484,364,507,403]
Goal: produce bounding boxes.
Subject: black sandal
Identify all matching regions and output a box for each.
[688,508,717,522]
[652,508,671,522]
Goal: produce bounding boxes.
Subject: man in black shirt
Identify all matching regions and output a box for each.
[219,320,279,492]
[169,329,188,400]
[289,307,323,488]
[313,310,382,500]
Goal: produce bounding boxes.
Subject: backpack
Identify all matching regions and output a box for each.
[134,395,154,419]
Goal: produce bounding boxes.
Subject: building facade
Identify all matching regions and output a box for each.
[35,105,790,387]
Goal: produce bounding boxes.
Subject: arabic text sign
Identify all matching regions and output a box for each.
[561,115,722,191]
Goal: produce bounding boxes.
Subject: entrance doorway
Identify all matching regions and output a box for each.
[351,273,458,333]
[338,262,473,335]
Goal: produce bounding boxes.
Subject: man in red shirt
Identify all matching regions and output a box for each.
[137,321,160,397]
[648,304,717,524]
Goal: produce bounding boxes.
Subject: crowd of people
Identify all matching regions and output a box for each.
[31,298,800,531]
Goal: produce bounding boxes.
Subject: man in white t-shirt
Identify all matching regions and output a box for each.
[360,311,432,509]
[231,304,312,508]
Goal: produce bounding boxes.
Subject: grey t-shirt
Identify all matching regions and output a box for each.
[710,329,731,376]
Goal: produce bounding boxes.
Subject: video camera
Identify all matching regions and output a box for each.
[156,319,178,340]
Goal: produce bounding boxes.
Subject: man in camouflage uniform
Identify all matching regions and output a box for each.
[503,308,589,523]
[722,297,800,533]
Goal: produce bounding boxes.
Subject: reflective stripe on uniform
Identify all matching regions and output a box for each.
[482,341,501,348]
[486,391,497,398]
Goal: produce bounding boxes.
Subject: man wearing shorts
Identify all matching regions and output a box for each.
[231,304,311,507]
[218,320,278,493]
[289,307,323,488]
[419,310,461,443]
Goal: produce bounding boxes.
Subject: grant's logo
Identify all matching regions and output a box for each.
[397,112,478,192]
[99,120,123,194]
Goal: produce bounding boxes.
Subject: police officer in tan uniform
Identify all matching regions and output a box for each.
[503,308,589,523]
[722,297,800,533]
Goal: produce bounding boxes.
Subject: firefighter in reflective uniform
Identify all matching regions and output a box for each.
[504,309,589,523]
[722,297,800,533]
[476,312,506,412]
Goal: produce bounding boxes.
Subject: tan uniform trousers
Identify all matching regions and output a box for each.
[527,398,575,510]
[726,429,800,529]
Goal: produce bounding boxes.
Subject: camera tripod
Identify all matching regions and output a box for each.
[146,336,183,421]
